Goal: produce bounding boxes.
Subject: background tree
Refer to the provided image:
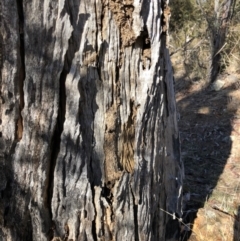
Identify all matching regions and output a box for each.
[170,0,238,84]
[198,0,236,82]
[0,0,182,240]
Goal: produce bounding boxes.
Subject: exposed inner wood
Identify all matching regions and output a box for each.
[121,99,137,173]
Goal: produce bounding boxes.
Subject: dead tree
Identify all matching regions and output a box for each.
[0,0,183,240]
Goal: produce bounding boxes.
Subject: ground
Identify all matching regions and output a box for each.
[172,57,240,241]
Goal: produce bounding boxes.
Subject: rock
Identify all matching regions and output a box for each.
[212,79,225,91]
[191,206,235,241]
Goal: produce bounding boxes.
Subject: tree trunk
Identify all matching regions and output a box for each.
[208,0,235,82]
[0,0,183,240]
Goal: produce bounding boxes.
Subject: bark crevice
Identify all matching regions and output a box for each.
[91,184,98,241]
[130,185,139,241]
[0,0,3,74]
[16,0,25,141]
[139,26,151,70]
[47,56,66,221]
[48,7,90,222]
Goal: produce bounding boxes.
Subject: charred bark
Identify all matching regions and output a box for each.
[0,0,182,240]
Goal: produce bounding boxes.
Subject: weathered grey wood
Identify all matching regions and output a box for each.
[0,0,183,240]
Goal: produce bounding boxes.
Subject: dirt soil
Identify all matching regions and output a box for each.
[173,60,240,241]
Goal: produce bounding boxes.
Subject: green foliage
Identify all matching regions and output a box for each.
[170,0,198,31]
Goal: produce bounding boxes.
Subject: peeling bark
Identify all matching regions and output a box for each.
[0,0,183,241]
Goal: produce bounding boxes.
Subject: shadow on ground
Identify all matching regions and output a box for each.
[175,74,240,240]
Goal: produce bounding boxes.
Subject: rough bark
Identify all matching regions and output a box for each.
[0,0,183,241]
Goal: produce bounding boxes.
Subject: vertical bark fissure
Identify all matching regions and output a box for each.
[130,185,139,241]
[47,56,66,221]
[48,2,87,222]
[90,83,98,241]
[94,1,99,55]
[140,26,151,70]
[160,1,169,118]
[16,0,25,141]
[47,35,71,221]
[0,0,3,129]
[0,1,3,75]
[89,4,98,230]
[91,185,98,241]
